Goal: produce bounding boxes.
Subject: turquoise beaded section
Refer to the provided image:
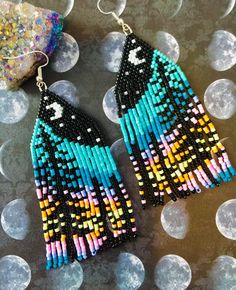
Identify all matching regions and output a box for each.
[31,106,137,270]
[36,119,122,188]
[118,42,236,205]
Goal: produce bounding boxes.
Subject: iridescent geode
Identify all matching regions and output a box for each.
[0,1,64,89]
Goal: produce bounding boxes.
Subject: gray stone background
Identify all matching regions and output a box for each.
[0,0,236,289]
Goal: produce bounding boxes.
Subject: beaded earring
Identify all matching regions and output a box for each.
[3,51,136,270]
[97,1,236,208]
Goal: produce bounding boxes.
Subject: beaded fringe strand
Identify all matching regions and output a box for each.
[115,33,236,208]
[31,90,136,270]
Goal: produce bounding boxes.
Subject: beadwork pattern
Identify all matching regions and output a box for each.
[115,33,236,207]
[31,90,136,270]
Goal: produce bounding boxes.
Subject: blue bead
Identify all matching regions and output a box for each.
[77,256,83,261]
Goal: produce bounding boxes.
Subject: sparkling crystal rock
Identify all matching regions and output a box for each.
[0,1,64,89]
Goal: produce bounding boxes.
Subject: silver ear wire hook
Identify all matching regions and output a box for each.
[97,0,114,15]
[97,0,133,35]
[2,50,49,92]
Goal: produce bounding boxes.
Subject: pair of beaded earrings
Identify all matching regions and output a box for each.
[5,1,235,270]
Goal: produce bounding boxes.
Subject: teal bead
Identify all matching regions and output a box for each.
[46,259,52,270]
[119,118,133,154]
[77,256,83,261]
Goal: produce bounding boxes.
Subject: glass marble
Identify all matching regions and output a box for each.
[115,0,127,16]
[156,31,180,63]
[0,139,30,182]
[0,255,31,290]
[221,0,236,18]
[49,80,79,108]
[100,32,126,73]
[33,0,75,18]
[1,199,30,240]
[161,200,189,239]
[208,30,236,71]
[110,138,127,161]
[50,32,80,73]
[154,255,192,290]
[48,262,83,290]
[0,88,29,124]
[63,0,74,17]
[210,256,236,290]
[102,86,119,124]
[114,252,145,290]
[150,0,183,18]
[98,0,126,16]
[216,199,236,240]
[204,79,236,119]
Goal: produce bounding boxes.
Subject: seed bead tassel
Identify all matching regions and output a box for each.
[31,90,136,270]
[114,33,236,207]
